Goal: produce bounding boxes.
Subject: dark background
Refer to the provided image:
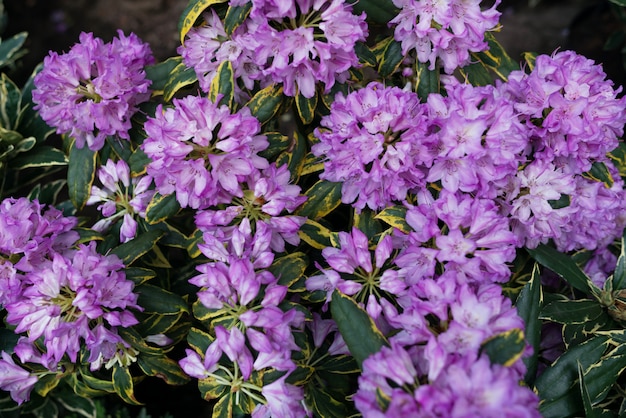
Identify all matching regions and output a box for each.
[3,0,626,86]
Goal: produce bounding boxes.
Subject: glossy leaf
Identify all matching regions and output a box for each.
[298,218,339,250]
[377,37,404,77]
[54,390,97,418]
[9,145,67,169]
[224,1,252,34]
[0,73,21,129]
[276,129,306,183]
[245,84,285,125]
[137,354,191,386]
[187,327,214,354]
[212,392,233,418]
[535,335,610,402]
[583,350,626,405]
[415,60,440,100]
[351,0,398,25]
[375,205,410,234]
[296,180,343,219]
[136,283,190,315]
[109,230,164,265]
[330,290,387,367]
[295,90,318,124]
[179,0,227,44]
[480,328,526,367]
[124,267,156,286]
[145,193,181,224]
[612,228,626,290]
[578,361,599,418]
[209,60,235,109]
[582,161,614,188]
[0,32,27,68]
[470,32,519,81]
[527,244,593,294]
[258,132,290,160]
[67,142,96,210]
[163,61,197,102]
[307,387,352,418]
[540,299,604,324]
[515,264,543,385]
[145,57,181,95]
[112,366,142,405]
[270,252,309,288]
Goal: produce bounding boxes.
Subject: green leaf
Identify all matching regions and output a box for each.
[0,32,27,68]
[145,57,182,95]
[547,194,570,210]
[414,60,440,100]
[276,129,306,183]
[270,252,309,288]
[578,361,600,418]
[470,32,519,81]
[109,230,164,265]
[9,145,67,169]
[583,350,626,405]
[209,60,235,109]
[480,328,526,367]
[136,283,189,315]
[145,193,181,224]
[67,142,96,210]
[535,335,610,402]
[375,205,410,234]
[0,72,21,130]
[583,161,614,188]
[198,373,228,402]
[54,390,97,418]
[224,1,252,35]
[330,290,387,367]
[460,61,496,87]
[245,84,286,125]
[179,0,228,44]
[298,219,339,250]
[355,42,377,67]
[307,386,352,418]
[377,37,404,78]
[163,61,197,102]
[527,244,593,294]
[212,392,233,418]
[112,366,142,405]
[128,147,151,175]
[351,0,398,24]
[137,354,191,386]
[33,373,61,397]
[296,180,343,220]
[134,312,186,336]
[124,267,156,286]
[540,299,604,324]
[295,90,318,124]
[609,0,626,6]
[613,228,626,290]
[259,132,290,160]
[515,264,543,385]
[187,327,214,354]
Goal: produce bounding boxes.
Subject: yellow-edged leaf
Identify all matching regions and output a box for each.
[179,0,228,44]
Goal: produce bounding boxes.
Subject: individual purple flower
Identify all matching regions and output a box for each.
[0,352,38,405]
[87,159,155,242]
[32,31,154,150]
[142,95,268,209]
[390,0,501,73]
[313,83,433,210]
[253,376,308,418]
[179,0,368,98]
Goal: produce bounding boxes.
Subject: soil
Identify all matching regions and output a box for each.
[3,0,626,86]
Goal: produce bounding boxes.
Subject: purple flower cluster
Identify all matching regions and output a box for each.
[32,31,154,151]
[180,219,307,417]
[315,52,626,252]
[0,198,141,405]
[179,0,368,98]
[390,0,501,73]
[87,159,155,243]
[142,95,269,209]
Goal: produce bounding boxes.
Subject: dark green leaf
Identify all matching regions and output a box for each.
[584,351,626,405]
[136,283,189,315]
[578,361,600,418]
[330,290,387,367]
[377,37,404,78]
[145,57,182,95]
[480,328,526,366]
[0,32,27,68]
[535,335,610,402]
[209,60,235,109]
[245,84,285,125]
[296,180,342,220]
[124,267,156,286]
[527,244,593,294]
[276,129,306,183]
[415,60,440,100]
[470,32,519,81]
[9,146,67,169]
[609,0,626,6]
[163,62,197,102]
[54,390,97,418]
[540,299,604,324]
[179,0,228,44]
[298,219,339,250]
[212,392,233,418]
[137,354,190,386]
[613,228,626,290]
[112,366,142,405]
[187,327,214,354]
[295,90,318,124]
[375,205,410,234]
[270,252,309,288]
[145,193,180,224]
[224,2,252,35]
[67,142,96,210]
[355,42,377,67]
[307,386,353,418]
[515,264,543,385]
[547,194,570,210]
[583,161,614,188]
[351,0,398,24]
[259,132,290,160]
[109,230,163,265]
